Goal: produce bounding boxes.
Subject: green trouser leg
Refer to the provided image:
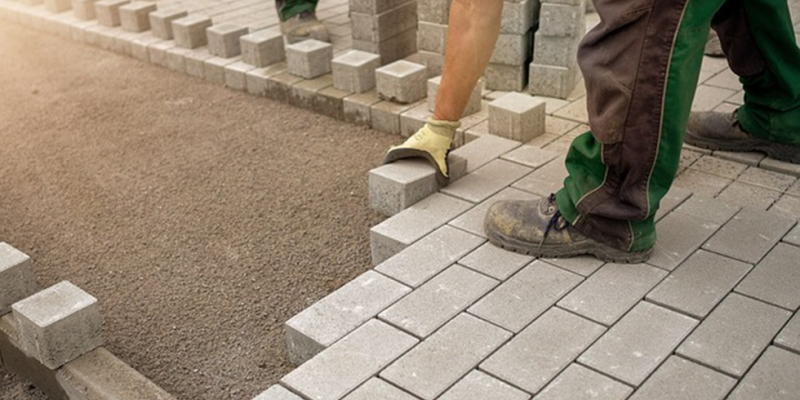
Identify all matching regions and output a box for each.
[275,0,319,21]
[736,0,800,145]
[555,0,728,252]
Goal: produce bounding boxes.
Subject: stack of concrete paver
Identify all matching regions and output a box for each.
[350,0,418,65]
[529,0,585,98]
[485,0,540,91]
[416,0,450,77]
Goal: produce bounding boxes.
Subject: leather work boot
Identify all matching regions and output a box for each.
[704,30,724,57]
[383,118,460,186]
[686,111,800,164]
[484,195,654,263]
[280,11,330,44]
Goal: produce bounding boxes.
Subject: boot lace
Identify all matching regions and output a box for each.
[540,194,569,246]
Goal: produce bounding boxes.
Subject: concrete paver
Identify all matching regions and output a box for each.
[532,364,632,400]
[727,346,800,400]
[734,243,800,310]
[627,356,736,400]
[438,370,530,400]
[702,208,795,264]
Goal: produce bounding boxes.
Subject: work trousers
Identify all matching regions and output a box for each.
[275,0,319,21]
[556,0,800,252]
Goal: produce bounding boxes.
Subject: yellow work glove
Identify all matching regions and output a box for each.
[382,118,461,186]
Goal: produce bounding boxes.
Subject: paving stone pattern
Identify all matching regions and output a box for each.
[2,1,800,399]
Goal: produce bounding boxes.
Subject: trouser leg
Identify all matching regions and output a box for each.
[275,0,319,21]
[555,0,724,252]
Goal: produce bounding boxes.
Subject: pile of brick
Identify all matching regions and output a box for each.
[350,0,419,65]
[529,0,586,98]
[416,0,451,77]
[485,0,539,91]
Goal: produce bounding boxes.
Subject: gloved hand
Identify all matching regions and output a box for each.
[382,118,461,186]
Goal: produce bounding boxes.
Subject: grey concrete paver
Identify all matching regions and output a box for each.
[715,181,782,211]
[511,155,569,197]
[770,194,800,220]
[676,293,792,378]
[627,356,736,400]
[702,208,795,264]
[459,242,534,281]
[557,262,667,326]
[532,363,632,400]
[578,301,698,387]
[440,159,533,204]
[672,169,732,198]
[438,370,530,400]
[341,378,418,400]
[468,260,582,332]
[380,313,512,400]
[647,210,724,271]
[738,167,798,192]
[481,307,606,394]
[785,224,800,246]
[726,346,800,400]
[776,311,800,354]
[501,145,560,169]
[734,243,800,310]
[646,250,752,319]
[540,256,604,277]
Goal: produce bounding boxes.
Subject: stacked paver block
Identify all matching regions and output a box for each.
[12,281,104,369]
[207,23,249,58]
[350,0,418,65]
[286,39,333,79]
[376,60,427,104]
[332,50,381,93]
[240,29,285,67]
[94,0,129,27]
[149,8,188,40]
[172,14,213,49]
[44,0,71,13]
[485,0,539,91]
[119,1,155,33]
[72,0,98,20]
[529,0,586,98]
[416,0,451,77]
[489,92,546,142]
[0,243,37,315]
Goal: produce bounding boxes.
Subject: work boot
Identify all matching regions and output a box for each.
[280,11,330,44]
[383,118,460,186]
[484,194,653,263]
[686,111,800,164]
[704,30,724,57]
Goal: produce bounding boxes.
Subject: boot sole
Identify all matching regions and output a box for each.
[383,148,450,187]
[486,226,653,264]
[685,130,800,164]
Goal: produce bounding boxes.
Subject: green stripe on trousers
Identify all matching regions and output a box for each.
[275,0,319,21]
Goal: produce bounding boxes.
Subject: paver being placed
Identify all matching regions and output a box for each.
[578,301,698,387]
[734,242,800,310]
[0,242,37,315]
[438,370,529,400]
[702,208,795,264]
[557,262,667,326]
[646,250,752,318]
[677,293,792,378]
[281,319,418,400]
[481,307,606,394]
[375,225,484,287]
[379,264,498,338]
[626,356,736,400]
[469,261,582,333]
[380,313,512,400]
[532,363,632,400]
[726,346,800,400]
[368,158,439,217]
[284,270,411,366]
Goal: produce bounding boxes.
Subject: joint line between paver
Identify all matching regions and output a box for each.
[572,359,637,391]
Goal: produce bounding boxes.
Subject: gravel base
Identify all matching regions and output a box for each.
[0,21,396,400]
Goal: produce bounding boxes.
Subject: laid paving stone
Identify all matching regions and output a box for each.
[673,195,740,225]
[450,133,521,174]
[469,261,582,333]
[647,210,725,271]
[655,185,693,221]
[248,64,291,95]
[284,270,411,366]
[481,307,605,394]
[370,100,418,135]
[459,242,534,281]
[784,224,800,246]
[224,60,255,91]
[13,281,104,369]
[282,319,417,400]
[379,265,498,338]
[775,311,800,354]
[0,242,37,315]
[627,356,736,400]
[448,187,540,238]
[148,8,187,40]
[118,1,155,32]
[94,0,129,27]
[342,378,417,400]
[370,193,472,265]
[376,225,484,288]
[690,155,748,179]
[672,169,732,198]
[534,363,632,400]
[646,250,752,319]
[715,181,782,211]
[692,85,737,112]
[702,208,794,264]
[381,314,512,400]
[738,167,797,191]
[253,385,303,400]
[207,23,249,58]
[713,149,766,167]
[540,256,604,277]
[677,293,791,377]
[441,159,532,204]
[204,56,239,85]
[578,301,698,387]
[438,370,529,400]
[184,48,214,78]
[240,29,285,67]
[769,194,800,220]
[727,346,800,400]
[552,96,587,123]
[557,262,667,326]
[735,243,800,310]
[511,155,568,197]
[172,14,213,49]
[286,39,333,79]
[500,145,560,169]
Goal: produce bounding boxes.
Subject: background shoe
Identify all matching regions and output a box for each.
[280,11,330,44]
[484,195,653,263]
[686,111,800,164]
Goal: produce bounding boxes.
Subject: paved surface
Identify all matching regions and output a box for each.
[1,0,799,400]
